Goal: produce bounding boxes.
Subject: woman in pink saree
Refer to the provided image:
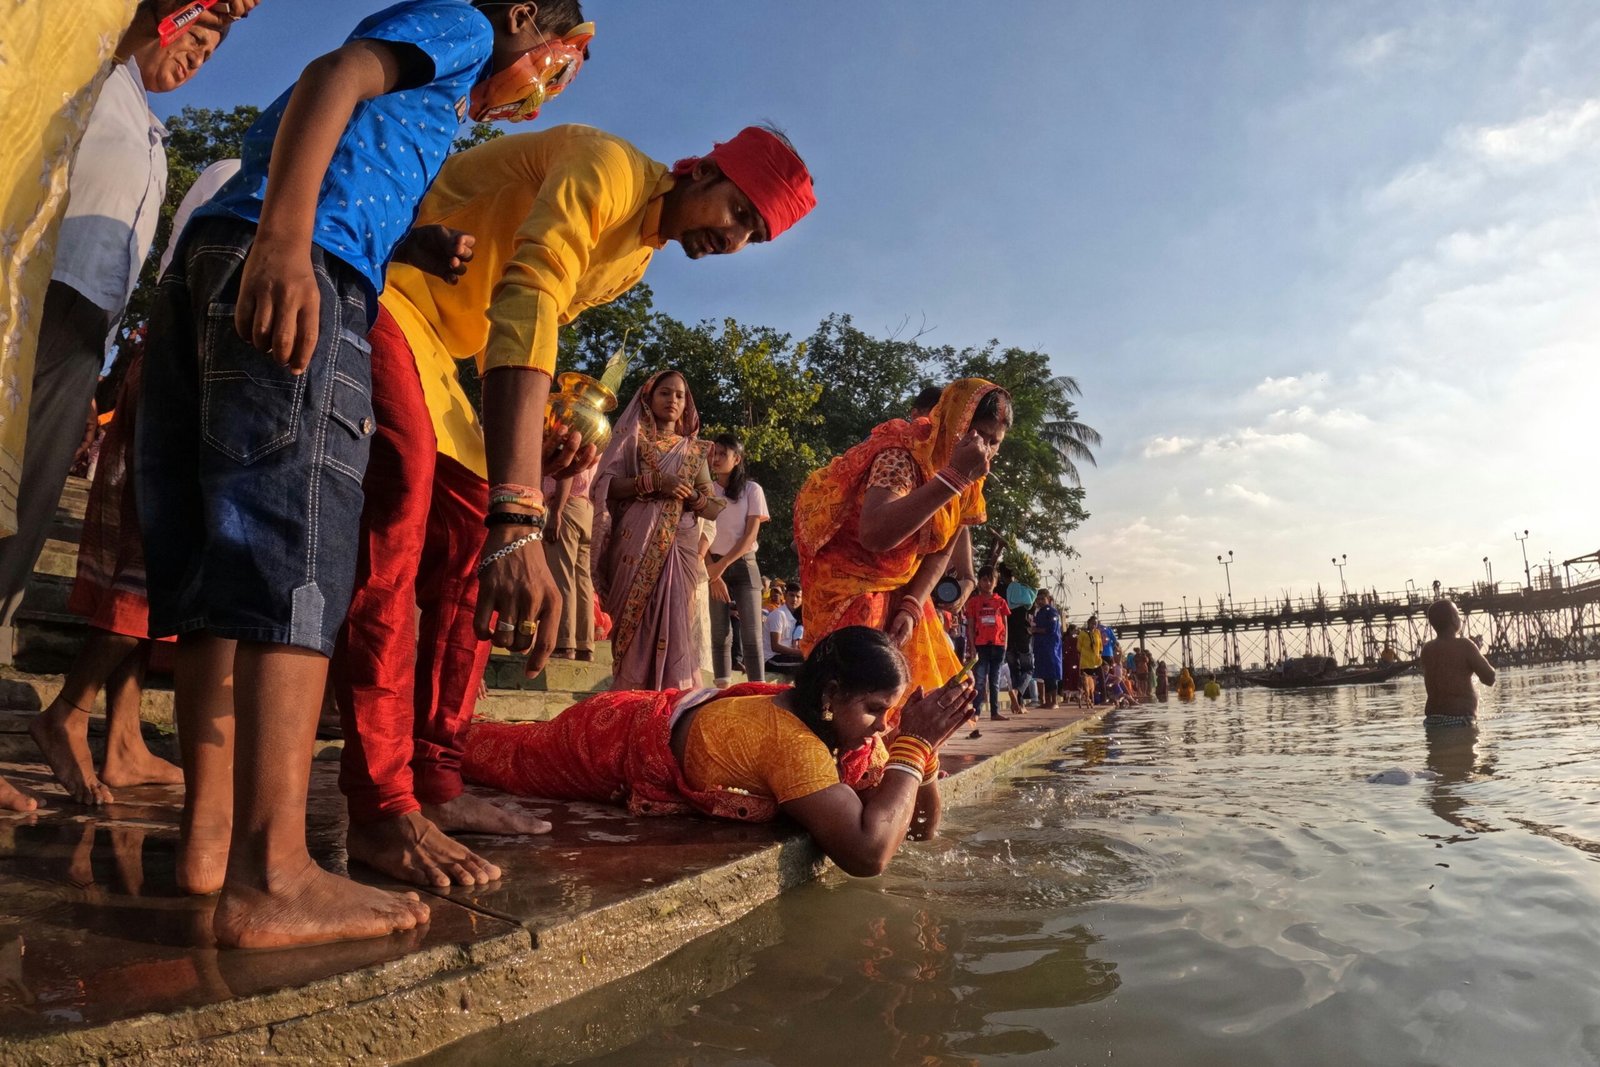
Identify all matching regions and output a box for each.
[592,370,725,690]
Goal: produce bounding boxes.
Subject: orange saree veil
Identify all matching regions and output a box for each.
[793,378,998,696]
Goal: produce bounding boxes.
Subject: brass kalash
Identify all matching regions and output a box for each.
[542,335,630,452]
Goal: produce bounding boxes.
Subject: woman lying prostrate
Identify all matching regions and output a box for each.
[461,626,977,876]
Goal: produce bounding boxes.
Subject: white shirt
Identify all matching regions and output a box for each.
[709,479,769,557]
[159,159,242,277]
[53,59,168,312]
[765,604,798,660]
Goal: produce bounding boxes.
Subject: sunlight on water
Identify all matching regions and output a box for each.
[432,664,1600,1067]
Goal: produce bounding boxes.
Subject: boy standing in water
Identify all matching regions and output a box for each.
[137,0,586,949]
[1420,600,1496,726]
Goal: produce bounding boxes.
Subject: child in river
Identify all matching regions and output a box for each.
[1420,600,1496,726]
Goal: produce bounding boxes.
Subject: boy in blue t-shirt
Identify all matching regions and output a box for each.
[135,0,587,950]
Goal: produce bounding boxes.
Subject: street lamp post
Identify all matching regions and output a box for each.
[1217,550,1235,613]
[1482,556,1494,588]
[1331,554,1348,599]
[1514,529,1531,588]
[1088,575,1103,616]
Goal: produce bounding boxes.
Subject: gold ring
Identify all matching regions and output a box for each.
[518,620,538,635]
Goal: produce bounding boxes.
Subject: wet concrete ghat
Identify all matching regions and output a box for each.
[0,702,1102,1065]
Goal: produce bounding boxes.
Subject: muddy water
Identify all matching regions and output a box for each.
[429,664,1600,1066]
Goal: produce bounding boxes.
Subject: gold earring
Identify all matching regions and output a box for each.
[822,700,834,722]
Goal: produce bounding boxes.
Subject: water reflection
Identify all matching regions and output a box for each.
[513,664,1600,1067]
[558,884,1119,1067]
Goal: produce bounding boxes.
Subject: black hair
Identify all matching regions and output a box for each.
[471,0,586,36]
[757,122,804,167]
[910,384,944,414]
[973,387,1015,429]
[712,432,748,501]
[791,627,909,749]
[977,565,996,580]
[786,581,802,594]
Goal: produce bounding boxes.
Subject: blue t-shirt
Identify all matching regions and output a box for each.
[1100,625,1116,658]
[199,0,494,306]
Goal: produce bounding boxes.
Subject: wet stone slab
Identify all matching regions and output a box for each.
[0,701,1101,1062]
[0,762,521,1043]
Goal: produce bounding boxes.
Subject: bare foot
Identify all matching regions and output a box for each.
[179,812,231,895]
[213,858,431,949]
[424,792,552,836]
[0,775,38,812]
[347,811,501,888]
[101,730,184,790]
[29,700,114,805]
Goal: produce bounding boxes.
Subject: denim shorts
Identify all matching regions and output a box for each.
[135,217,375,655]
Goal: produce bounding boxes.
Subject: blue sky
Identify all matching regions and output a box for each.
[165,1,1600,618]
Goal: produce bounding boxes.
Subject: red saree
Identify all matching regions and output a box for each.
[461,683,884,823]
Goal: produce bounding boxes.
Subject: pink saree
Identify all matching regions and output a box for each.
[591,372,716,690]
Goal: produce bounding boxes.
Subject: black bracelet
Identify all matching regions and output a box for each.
[484,511,546,529]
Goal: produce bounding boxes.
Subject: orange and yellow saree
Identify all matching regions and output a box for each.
[793,379,997,697]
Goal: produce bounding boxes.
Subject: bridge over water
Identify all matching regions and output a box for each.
[1086,550,1600,673]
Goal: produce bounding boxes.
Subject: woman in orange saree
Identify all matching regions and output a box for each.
[794,379,1012,700]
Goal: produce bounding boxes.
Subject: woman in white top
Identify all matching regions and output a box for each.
[706,433,770,685]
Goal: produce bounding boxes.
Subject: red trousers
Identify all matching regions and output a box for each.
[332,306,490,823]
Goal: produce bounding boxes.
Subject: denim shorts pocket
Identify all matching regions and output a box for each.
[200,302,306,464]
[323,331,375,485]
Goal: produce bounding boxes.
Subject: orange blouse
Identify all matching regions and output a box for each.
[682,694,888,804]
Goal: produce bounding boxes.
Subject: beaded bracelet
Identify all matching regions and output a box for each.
[490,483,544,502]
[475,530,543,574]
[484,511,546,528]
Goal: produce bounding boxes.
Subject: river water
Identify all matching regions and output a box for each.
[432,664,1600,1066]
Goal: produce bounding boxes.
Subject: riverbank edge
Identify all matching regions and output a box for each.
[9,709,1106,1066]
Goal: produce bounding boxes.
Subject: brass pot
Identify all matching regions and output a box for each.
[544,371,619,453]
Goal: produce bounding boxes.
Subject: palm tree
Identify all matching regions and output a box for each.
[1039,374,1101,486]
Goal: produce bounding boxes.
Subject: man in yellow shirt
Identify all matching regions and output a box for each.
[333,123,816,887]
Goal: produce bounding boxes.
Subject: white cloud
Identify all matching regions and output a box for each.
[1198,427,1315,456]
[1467,98,1600,167]
[1251,374,1317,401]
[1221,483,1274,507]
[1142,435,1196,458]
[1265,405,1371,433]
[1369,98,1600,213]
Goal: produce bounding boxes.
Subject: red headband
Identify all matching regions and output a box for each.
[673,127,816,241]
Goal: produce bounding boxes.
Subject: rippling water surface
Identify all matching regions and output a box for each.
[441,664,1600,1067]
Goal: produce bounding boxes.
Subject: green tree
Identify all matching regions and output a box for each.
[802,314,926,455]
[634,317,824,579]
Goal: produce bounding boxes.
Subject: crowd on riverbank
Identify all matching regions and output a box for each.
[0,0,1050,953]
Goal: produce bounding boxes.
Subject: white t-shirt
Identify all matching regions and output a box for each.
[765,604,798,659]
[710,479,769,557]
[159,159,242,276]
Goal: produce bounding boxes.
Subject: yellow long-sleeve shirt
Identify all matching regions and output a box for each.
[380,125,673,476]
